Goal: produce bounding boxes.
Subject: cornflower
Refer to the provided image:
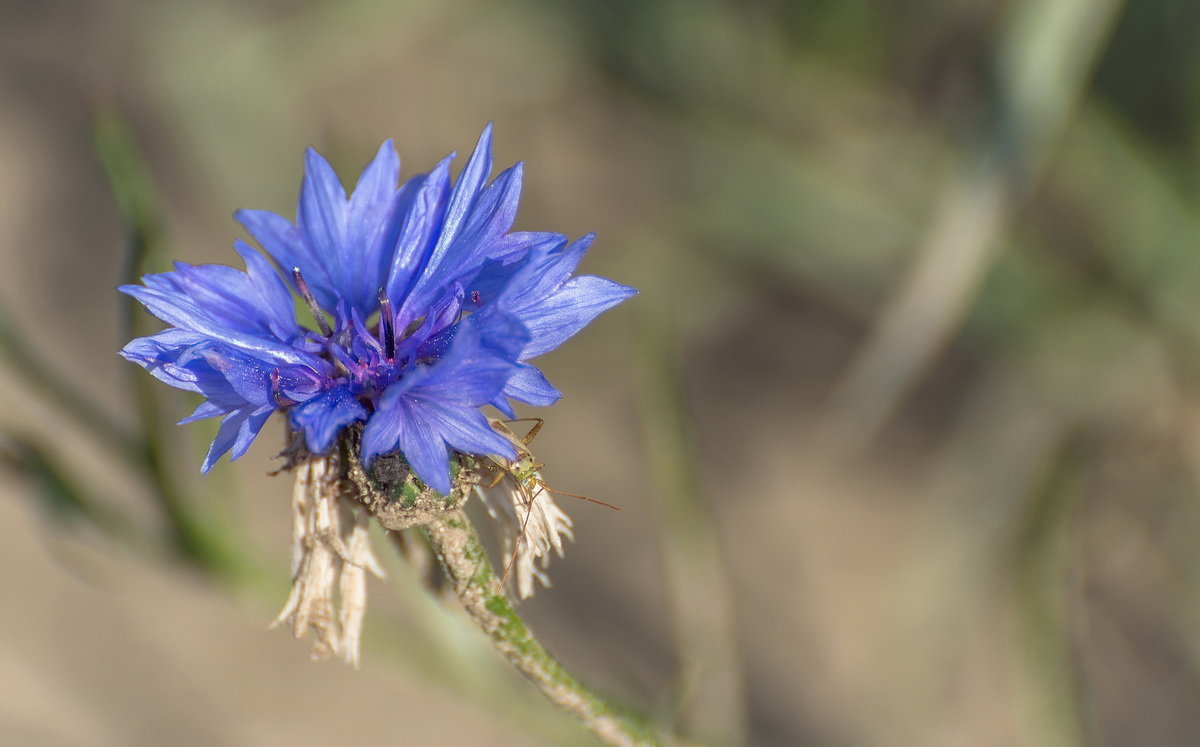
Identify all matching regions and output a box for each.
[120,125,635,663]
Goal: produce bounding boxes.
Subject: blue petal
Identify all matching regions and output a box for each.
[363,402,452,494]
[517,275,638,359]
[235,208,339,310]
[399,315,527,405]
[137,258,299,345]
[501,363,563,408]
[465,233,568,308]
[203,411,247,473]
[362,393,515,495]
[385,157,453,310]
[390,126,536,321]
[179,400,225,424]
[233,240,303,342]
[520,234,592,299]
[288,386,368,454]
[417,401,515,463]
[358,392,408,466]
[404,162,524,315]
[297,147,349,303]
[120,329,211,393]
[402,283,466,362]
[490,396,517,420]
[439,123,494,253]
[119,285,317,366]
[238,143,407,316]
[470,233,633,359]
[436,161,523,276]
[123,332,322,416]
[361,317,525,491]
[344,141,405,311]
[202,405,274,473]
[489,231,566,264]
[485,233,589,311]
[231,406,275,461]
[174,344,278,408]
[165,342,322,415]
[348,141,400,228]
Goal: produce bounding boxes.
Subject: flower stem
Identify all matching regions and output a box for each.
[422,511,659,747]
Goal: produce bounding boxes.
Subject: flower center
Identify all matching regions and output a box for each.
[289,268,426,406]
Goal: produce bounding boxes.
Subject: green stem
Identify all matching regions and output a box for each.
[422,511,660,747]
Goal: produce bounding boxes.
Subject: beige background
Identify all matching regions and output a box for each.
[3,1,1200,745]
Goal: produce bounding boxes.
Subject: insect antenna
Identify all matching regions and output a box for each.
[538,484,620,510]
[485,416,619,598]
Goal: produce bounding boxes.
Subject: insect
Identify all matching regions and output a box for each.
[476,418,619,597]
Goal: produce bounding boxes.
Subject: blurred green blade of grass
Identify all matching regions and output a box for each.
[634,300,746,745]
[1009,433,1089,747]
[93,106,246,579]
[821,0,1126,450]
[0,298,140,463]
[0,433,139,544]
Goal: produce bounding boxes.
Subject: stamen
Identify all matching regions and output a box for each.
[270,369,297,407]
[470,290,482,306]
[378,289,395,359]
[292,267,333,337]
[329,344,358,378]
[349,310,384,357]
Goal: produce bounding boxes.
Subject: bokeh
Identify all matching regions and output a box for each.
[2,0,1199,744]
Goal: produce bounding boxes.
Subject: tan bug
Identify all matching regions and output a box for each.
[476,418,619,597]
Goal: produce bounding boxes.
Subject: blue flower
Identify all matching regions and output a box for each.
[120,126,636,494]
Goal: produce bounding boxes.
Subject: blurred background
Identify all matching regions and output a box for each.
[2,0,1200,744]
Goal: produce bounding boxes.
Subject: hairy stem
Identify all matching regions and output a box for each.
[422,511,658,747]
